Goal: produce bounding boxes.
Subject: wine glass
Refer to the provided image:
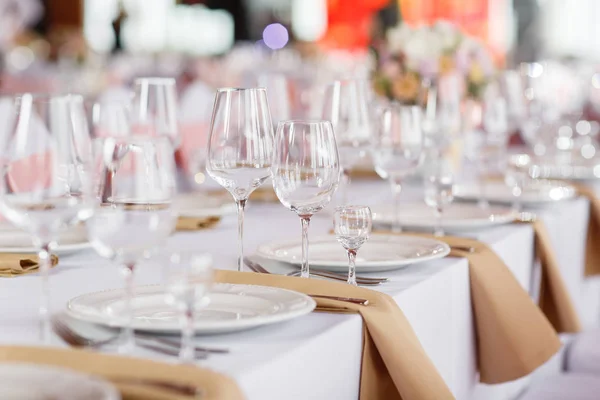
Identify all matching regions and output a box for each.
[272,120,340,278]
[165,251,213,363]
[423,157,455,237]
[255,72,291,125]
[505,154,540,212]
[322,79,374,205]
[0,94,94,342]
[87,136,178,353]
[372,105,423,232]
[422,73,462,155]
[206,88,274,272]
[333,205,372,286]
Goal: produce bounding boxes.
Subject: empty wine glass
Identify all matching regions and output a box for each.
[422,73,462,154]
[372,104,423,233]
[424,158,455,237]
[333,206,372,286]
[255,72,291,125]
[505,154,540,212]
[272,120,340,278]
[206,88,274,272]
[87,136,178,353]
[0,94,94,342]
[165,252,213,363]
[322,79,374,205]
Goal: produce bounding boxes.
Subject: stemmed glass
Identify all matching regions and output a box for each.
[206,88,274,272]
[423,157,455,237]
[87,136,178,353]
[505,154,539,212]
[165,251,213,363]
[272,120,340,278]
[255,72,291,125]
[372,105,423,232]
[322,79,373,205]
[0,94,94,342]
[333,206,372,286]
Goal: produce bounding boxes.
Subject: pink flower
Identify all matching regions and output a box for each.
[418,59,438,79]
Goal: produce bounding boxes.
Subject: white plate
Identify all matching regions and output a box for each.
[454,180,577,205]
[67,283,316,334]
[0,363,120,400]
[255,234,450,272]
[373,202,519,232]
[0,224,91,255]
[175,193,236,218]
[0,242,92,255]
[532,156,600,181]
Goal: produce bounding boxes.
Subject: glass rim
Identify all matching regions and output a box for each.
[95,134,174,146]
[134,77,176,86]
[216,87,267,93]
[12,93,84,103]
[334,205,371,212]
[278,119,332,126]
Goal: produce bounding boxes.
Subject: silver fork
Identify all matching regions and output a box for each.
[52,317,212,359]
[243,257,387,285]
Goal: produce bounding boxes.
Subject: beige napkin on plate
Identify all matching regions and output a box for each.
[0,253,58,277]
[375,231,561,384]
[175,216,221,231]
[0,346,244,400]
[215,270,454,400]
[570,183,600,276]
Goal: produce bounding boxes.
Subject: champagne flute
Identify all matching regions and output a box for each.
[424,158,455,237]
[87,136,178,353]
[272,120,340,278]
[165,251,213,363]
[0,94,94,342]
[372,105,423,233]
[322,79,374,205]
[333,205,372,286]
[206,88,274,272]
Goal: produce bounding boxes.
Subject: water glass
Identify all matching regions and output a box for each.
[271,120,340,278]
[165,252,213,363]
[0,94,94,342]
[505,154,538,212]
[372,104,423,232]
[206,88,274,272]
[87,136,178,353]
[322,79,374,204]
[333,206,372,286]
[424,159,455,237]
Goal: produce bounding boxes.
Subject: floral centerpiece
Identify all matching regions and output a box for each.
[373,21,495,104]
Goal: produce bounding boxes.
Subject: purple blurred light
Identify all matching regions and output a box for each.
[262,23,289,50]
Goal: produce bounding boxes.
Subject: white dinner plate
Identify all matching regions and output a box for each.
[0,224,91,255]
[0,363,120,400]
[255,234,450,272]
[454,180,577,205]
[372,202,519,232]
[175,192,236,218]
[67,283,316,334]
[532,155,600,181]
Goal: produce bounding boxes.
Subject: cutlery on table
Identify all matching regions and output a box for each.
[52,317,226,358]
[243,257,387,285]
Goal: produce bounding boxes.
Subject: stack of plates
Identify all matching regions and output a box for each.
[0,223,90,255]
[454,180,576,206]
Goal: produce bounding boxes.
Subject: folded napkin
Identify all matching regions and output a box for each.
[175,216,221,231]
[0,346,243,400]
[215,270,453,400]
[374,231,561,384]
[249,187,279,203]
[0,253,59,277]
[528,220,582,333]
[570,183,600,276]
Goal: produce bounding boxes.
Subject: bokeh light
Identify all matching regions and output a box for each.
[262,23,289,50]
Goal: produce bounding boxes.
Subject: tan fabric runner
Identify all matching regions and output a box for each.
[0,346,244,400]
[571,183,600,276]
[374,230,561,383]
[528,220,582,333]
[176,216,221,231]
[214,270,454,400]
[0,254,58,277]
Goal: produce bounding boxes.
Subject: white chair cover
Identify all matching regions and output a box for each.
[566,328,600,374]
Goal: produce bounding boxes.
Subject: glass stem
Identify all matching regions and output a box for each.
[347,249,357,286]
[37,242,52,343]
[300,215,311,278]
[434,206,444,237]
[478,166,489,209]
[180,298,196,363]
[390,178,402,233]
[235,199,247,272]
[118,262,136,353]
[513,186,522,212]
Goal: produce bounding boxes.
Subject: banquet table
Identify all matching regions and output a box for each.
[0,179,598,400]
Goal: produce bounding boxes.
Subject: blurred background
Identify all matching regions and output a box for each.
[0,0,599,106]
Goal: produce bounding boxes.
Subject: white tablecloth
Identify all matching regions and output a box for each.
[0,179,598,400]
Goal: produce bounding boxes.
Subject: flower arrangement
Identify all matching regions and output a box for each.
[373,21,495,104]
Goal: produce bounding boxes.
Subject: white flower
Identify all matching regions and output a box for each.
[403,26,442,69]
[386,24,412,53]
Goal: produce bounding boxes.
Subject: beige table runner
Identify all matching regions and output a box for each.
[0,346,244,400]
